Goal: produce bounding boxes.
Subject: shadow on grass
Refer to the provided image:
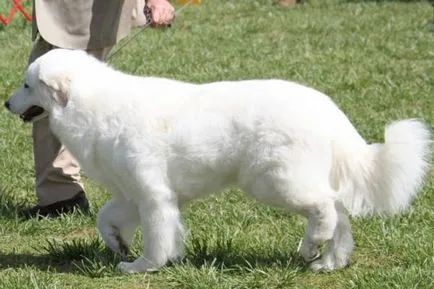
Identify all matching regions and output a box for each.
[0,187,34,221]
[182,236,308,272]
[0,238,122,277]
[0,236,309,276]
[183,249,307,273]
[0,252,75,272]
[0,197,28,221]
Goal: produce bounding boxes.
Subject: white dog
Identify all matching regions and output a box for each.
[6,49,431,273]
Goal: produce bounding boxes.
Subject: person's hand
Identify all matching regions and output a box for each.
[146,0,175,28]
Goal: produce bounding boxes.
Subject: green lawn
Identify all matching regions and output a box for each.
[0,0,433,288]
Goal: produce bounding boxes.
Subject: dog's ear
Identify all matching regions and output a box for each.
[39,73,71,108]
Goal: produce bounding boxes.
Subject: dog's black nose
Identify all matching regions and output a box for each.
[4,101,10,110]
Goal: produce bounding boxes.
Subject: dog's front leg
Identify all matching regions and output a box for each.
[97,198,140,258]
[117,187,185,273]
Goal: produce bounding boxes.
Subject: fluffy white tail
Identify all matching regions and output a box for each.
[337,119,432,216]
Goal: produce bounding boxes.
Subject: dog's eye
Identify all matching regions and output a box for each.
[24,83,29,89]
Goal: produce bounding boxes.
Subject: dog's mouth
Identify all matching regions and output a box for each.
[20,106,45,122]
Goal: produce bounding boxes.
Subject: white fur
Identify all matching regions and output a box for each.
[7,49,432,273]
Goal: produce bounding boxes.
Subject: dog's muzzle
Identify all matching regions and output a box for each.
[4,101,45,122]
[19,105,45,122]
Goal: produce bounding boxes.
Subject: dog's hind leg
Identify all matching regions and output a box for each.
[97,198,140,258]
[300,197,338,264]
[242,141,349,271]
[246,169,340,267]
[309,201,354,271]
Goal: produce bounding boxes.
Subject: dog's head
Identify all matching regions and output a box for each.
[5,49,90,122]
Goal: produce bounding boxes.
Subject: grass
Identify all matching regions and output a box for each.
[0,0,433,288]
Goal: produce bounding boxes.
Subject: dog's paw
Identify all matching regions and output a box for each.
[310,258,335,272]
[101,226,129,259]
[114,234,129,258]
[117,261,141,274]
[299,239,321,262]
[310,254,348,272]
[116,258,160,273]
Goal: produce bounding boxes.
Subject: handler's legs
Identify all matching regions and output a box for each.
[24,36,111,218]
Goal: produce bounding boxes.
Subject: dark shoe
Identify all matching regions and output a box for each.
[22,191,90,219]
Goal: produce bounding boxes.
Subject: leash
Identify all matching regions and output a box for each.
[108,0,193,61]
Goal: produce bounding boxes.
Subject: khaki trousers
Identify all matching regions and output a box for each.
[29,37,112,206]
[133,0,148,27]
